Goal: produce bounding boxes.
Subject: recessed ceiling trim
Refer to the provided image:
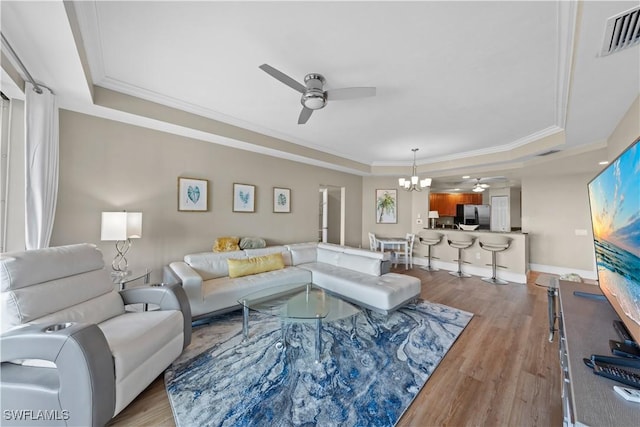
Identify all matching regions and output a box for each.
[372,126,564,167]
[555,0,578,129]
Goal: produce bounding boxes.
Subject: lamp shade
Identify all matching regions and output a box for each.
[428,211,439,219]
[101,212,142,241]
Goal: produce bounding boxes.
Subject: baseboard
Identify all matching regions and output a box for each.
[412,257,527,284]
[529,263,597,281]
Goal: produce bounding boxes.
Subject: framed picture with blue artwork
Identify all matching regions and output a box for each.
[273,187,291,213]
[233,183,255,212]
[178,177,208,212]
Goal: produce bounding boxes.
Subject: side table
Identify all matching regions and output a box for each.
[111,268,152,311]
[111,268,151,291]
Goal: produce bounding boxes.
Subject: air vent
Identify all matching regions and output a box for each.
[537,150,561,157]
[600,5,640,57]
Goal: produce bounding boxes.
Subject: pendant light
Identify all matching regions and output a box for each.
[398,148,431,191]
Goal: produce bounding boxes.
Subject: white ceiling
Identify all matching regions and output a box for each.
[1,1,639,183]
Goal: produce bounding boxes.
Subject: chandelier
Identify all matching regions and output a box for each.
[398,148,431,191]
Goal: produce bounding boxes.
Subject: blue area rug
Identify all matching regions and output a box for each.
[165,300,472,427]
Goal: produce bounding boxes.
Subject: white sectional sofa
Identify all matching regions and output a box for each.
[165,242,421,320]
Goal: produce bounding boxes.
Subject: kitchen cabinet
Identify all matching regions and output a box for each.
[429,193,483,216]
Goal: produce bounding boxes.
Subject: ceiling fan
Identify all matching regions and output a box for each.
[472,178,489,193]
[259,64,376,124]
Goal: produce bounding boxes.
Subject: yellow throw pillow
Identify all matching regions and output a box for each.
[227,253,285,278]
[213,237,240,253]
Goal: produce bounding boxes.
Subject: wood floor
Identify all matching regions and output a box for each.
[109,269,562,426]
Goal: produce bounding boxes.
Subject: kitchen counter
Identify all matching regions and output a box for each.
[414,228,529,283]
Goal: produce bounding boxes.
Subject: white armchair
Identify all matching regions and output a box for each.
[0,244,191,426]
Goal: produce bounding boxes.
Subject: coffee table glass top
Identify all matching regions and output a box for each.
[238,283,360,362]
[238,282,359,321]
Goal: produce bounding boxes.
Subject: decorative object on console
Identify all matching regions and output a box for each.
[100,211,142,273]
[398,148,431,191]
[178,177,208,211]
[428,210,440,228]
[165,300,472,427]
[233,183,255,212]
[273,187,291,213]
[212,236,240,252]
[376,189,397,224]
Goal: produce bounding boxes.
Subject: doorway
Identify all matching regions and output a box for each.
[318,185,345,245]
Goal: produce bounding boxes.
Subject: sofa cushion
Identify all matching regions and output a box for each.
[200,267,312,314]
[212,237,241,253]
[185,250,246,280]
[1,269,124,333]
[0,243,104,291]
[336,252,382,276]
[244,246,292,266]
[300,263,420,312]
[239,237,266,249]
[227,253,285,278]
[98,310,183,383]
[286,243,318,265]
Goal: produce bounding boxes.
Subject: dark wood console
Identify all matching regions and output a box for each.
[558,280,639,425]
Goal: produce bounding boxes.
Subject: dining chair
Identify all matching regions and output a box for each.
[368,232,378,251]
[393,233,415,268]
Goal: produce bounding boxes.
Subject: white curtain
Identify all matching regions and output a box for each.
[25,82,58,250]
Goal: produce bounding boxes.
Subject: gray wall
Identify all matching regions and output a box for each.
[50,110,363,281]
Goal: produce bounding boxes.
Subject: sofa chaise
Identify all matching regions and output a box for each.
[165,242,421,320]
[0,244,192,426]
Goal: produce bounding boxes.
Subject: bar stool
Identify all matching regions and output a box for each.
[479,235,511,285]
[418,230,442,271]
[447,233,476,278]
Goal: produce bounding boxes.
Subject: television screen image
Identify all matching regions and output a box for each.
[588,138,640,344]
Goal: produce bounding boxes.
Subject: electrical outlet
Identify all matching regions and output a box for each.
[416,219,423,224]
[476,252,481,260]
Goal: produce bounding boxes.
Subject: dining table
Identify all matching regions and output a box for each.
[375,236,409,270]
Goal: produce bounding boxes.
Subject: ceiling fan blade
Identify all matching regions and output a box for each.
[325,87,376,101]
[298,107,313,124]
[259,64,306,93]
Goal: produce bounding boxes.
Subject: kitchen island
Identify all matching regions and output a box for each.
[413,229,529,283]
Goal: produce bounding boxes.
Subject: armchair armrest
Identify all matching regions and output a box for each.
[1,323,115,426]
[119,284,192,348]
[168,261,203,302]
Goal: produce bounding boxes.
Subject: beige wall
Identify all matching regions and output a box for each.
[607,95,639,160]
[522,172,596,276]
[361,176,429,248]
[51,110,363,281]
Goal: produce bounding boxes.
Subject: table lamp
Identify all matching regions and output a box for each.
[428,211,439,229]
[101,211,142,273]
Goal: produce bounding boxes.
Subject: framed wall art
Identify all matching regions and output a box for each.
[178,177,208,212]
[233,183,255,212]
[375,189,397,224]
[273,187,291,213]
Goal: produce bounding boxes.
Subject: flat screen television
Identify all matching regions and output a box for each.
[587,137,640,345]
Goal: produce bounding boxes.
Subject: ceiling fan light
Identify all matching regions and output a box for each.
[472,185,485,192]
[302,95,326,110]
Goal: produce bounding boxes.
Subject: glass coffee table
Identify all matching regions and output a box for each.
[238,283,360,362]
